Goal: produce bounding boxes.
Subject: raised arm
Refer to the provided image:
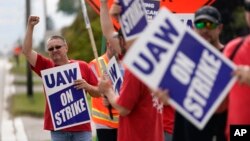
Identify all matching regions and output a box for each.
[22,16,39,67]
[100,0,121,54]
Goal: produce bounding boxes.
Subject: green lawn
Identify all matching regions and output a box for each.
[9,92,46,117]
[13,79,43,85]
[9,93,92,118]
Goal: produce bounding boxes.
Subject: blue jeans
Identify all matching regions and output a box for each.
[51,130,92,141]
[164,131,173,141]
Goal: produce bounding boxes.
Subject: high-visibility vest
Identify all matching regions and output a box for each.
[89,54,119,128]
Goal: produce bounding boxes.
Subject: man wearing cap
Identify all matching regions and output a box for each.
[224,0,250,140]
[173,6,227,141]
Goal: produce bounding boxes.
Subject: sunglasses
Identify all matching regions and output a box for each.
[195,21,218,30]
[245,2,250,11]
[48,45,63,52]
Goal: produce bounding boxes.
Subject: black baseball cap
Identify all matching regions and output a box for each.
[194,6,222,24]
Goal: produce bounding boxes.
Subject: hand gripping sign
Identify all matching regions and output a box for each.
[123,7,236,129]
[41,63,91,130]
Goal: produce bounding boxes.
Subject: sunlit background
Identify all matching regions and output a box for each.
[0,0,75,56]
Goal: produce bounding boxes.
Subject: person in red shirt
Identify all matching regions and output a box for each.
[22,16,100,141]
[13,46,21,66]
[98,1,164,141]
[224,0,250,140]
[99,66,164,141]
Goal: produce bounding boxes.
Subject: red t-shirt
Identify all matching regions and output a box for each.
[31,54,98,131]
[224,36,250,139]
[163,105,175,134]
[117,69,164,141]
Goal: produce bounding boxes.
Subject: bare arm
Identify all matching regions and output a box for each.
[98,76,130,116]
[100,0,121,54]
[22,16,39,67]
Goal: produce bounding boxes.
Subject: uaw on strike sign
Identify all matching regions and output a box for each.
[123,7,236,129]
[118,0,148,41]
[41,63,91,130]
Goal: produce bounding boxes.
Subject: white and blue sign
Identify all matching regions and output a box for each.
[143,0,160,21]
[123,7,237,129]
[118,0,148,41]
[176,13,194,28]
[41,63,91,130]
[107,56,124,95]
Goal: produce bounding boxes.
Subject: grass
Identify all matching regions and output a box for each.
[13,79,43,85]
[10,54,28,75]
[9,93,46,117]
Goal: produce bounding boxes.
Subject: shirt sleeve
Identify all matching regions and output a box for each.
[223,37,243,58]
[31,54,53,77]
[79,61,98,86]
[117,69,144,111]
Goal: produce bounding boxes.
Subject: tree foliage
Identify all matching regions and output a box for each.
[212,0,248,44]
[61,6,102,62]
[59,0,249,62]
[57,0,80,15]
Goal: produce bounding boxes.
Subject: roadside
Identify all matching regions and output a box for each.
[13,74,51,141]
[3,59,51,141]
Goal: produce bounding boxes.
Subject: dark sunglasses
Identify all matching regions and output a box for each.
[48,45,63,52]
[195,21,218,30]
[244,2,250,11]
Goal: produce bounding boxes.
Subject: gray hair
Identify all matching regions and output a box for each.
[47,35,67,45]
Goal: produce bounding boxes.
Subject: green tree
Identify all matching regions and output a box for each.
[61,7,102,62]
[57,0,102,62]
[57,0,80,15]
[213,0,247,44]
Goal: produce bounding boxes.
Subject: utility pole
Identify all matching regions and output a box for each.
[44,0,48,30]
[26,0,33,97]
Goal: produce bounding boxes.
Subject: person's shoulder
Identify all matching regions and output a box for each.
[89,54,107,64]
[226,37,244,48]
[71,60,89,67]
[224,36,245,52]
[223,36,248,57]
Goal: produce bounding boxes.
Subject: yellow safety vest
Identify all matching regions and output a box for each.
[89,54,119,128]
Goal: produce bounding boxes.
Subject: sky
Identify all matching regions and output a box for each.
[0,0,75,55]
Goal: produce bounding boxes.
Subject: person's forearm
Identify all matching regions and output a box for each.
[100,1,114,39]
[22,24,37,67]
[23,25,34,58]
[100,0,121,54]
[86,85,101,97]
[105,89,130,116]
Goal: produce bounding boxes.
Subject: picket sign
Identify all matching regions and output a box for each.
[123,7,236,129]
[107,56,124,95]
[41,63,91,130]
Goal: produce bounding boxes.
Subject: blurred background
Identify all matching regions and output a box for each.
[0,0,103,62]
[0,0,249,141]
[0,0,248,61]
